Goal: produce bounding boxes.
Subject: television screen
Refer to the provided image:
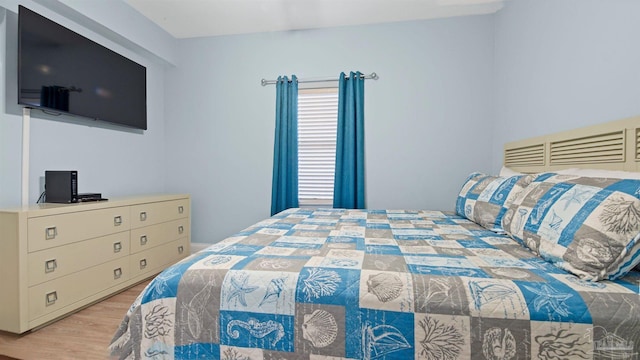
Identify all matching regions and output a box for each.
[18,6,147,130]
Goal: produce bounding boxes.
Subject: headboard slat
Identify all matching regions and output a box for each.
[504,143,545,167]
[504,117,640,173]
[635,128,640,161]
[550,130,625,165]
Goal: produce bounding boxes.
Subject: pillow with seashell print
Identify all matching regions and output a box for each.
[554,167,640,273]
[502,172,640,281]
[455,172,534,233]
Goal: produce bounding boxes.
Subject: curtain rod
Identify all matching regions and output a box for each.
[261,72,378,86]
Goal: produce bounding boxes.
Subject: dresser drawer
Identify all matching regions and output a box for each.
[28,232,130,286]
[130,237,189,278]
[28,257,130,320]
[130,218,189,254]
[0,194,190,334]
[28,207,130,252]
[130,199,189,229]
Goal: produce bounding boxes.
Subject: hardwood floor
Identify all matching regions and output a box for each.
[0,280,151,360]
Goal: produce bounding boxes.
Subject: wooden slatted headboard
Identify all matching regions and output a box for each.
[504,116,640,173]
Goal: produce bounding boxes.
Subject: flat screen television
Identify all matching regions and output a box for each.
[18,6,147,130]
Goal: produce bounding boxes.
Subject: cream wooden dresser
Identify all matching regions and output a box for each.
[0,194,190,333]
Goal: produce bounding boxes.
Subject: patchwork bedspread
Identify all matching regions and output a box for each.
[109,208,640,359]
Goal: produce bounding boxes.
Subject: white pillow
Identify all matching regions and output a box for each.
[499,166,524,177]
[555,168,640,180]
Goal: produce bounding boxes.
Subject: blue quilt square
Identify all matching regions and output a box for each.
[534,172,557,182]
[328,236,366,250]
[604,179,640,197]
[515,280,592,323]
[217,244,263,256]
[469,229,500,237]
[339,218,367,226]
[366,222,391,229]
[174,343,219,359]
[456,239,496,249]
[268,223,296,230]
[556,189,610,247]
[270,242,322,249]
[220,311,294,352]
[488,176,521,205]
[235,228,260,236]
[345,309,414,360]
[525,183,574,234]
[408,264,490,278]
[365,245,403,255]
[433,219,458,225]
[614,274,640,293]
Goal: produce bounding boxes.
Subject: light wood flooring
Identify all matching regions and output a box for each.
[0,280,151,360]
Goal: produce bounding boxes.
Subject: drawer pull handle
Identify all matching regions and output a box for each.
[178,245,184,254]
[140,235,148,245]
[45,226,57,240]
[139,259,147,269]
[114,268,123,279]
[140,212,147,221]
[178,206,184,214]
[113,242,122,253]
[45,259,57,273]
[178,226,184,234]
[114,216,123,226]
[46,291,58,306]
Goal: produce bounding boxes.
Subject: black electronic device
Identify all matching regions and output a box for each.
[18,6,147,130]
[77,193,107,202]
[45,170,78,203]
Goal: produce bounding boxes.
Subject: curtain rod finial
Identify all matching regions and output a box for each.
[261,79,267,86]
[370,72,378,80]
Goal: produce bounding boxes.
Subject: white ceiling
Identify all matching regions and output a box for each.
[124,0,506,39]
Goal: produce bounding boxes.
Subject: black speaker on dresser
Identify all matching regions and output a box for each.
[45,170,78,203]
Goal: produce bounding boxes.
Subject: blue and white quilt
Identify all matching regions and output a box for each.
[109,208,640,359]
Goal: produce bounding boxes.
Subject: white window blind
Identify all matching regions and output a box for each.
[298,87,338,206]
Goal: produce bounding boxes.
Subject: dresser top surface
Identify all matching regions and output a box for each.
[0,194,190,216]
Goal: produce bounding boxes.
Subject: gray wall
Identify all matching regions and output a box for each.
[164,17,496,244]
[0,0,174,207]
[2,0,639,246]
[492,0,640,169]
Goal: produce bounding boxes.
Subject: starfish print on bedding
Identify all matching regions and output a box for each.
[559,187,592,210]
[226,274,258,307]
[522,284,573,318]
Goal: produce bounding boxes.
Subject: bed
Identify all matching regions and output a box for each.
[110,117,640,359]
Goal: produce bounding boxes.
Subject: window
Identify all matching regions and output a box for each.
[297,87,339,206]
